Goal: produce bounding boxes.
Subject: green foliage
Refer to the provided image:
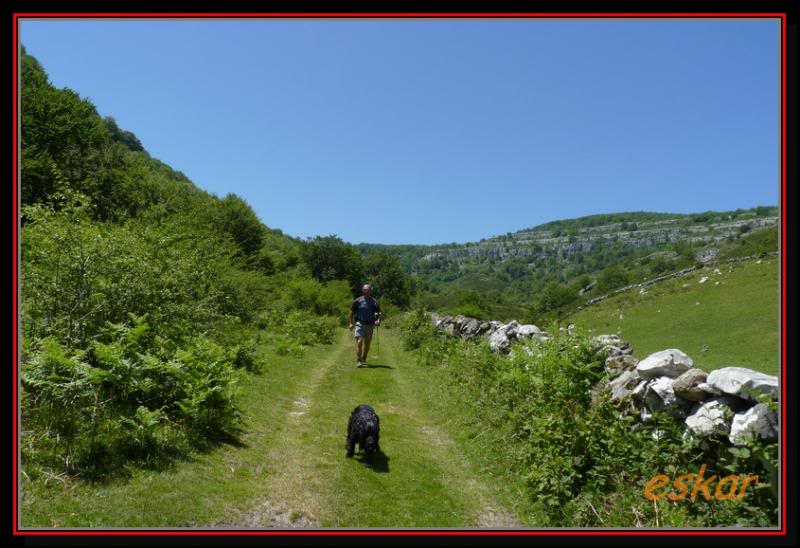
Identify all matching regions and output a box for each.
[256,310,338,355]
[718,227,778,260]
[362,252,412,308]
[441,289,492,319]
[21,206,246,346]
[534,282,578,317]
[400,309,439,350]
[596,264,631,293]
[19,48,342,480]
[301,235,364,293]
[104,116,144,152]
[21,51,111,209]
[214,194,266,263]
[281,278,352,319]
[21,316,242,478]
[401,320,778,527]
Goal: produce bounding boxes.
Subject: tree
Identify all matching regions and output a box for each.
[215,194,266,262]
[301,235,364,293]
[596,265,630,293]
[362,252,411,307]
[21,49,111,207]
[104,116,144,152]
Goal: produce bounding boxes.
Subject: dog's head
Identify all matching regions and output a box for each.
[363,434,379,455]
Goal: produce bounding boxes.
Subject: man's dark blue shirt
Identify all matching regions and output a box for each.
[351,296,380,324]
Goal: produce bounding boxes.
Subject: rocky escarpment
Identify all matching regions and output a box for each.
[420,216,778,263]
[430,314,779,448]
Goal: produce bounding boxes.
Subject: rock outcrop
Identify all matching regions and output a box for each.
[429,312,780,448]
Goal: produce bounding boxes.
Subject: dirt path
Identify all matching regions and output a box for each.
[222,328,522,528]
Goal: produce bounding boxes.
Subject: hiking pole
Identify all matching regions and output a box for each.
[374,323,380,360]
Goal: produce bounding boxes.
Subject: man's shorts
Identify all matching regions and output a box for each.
[354,322,374,339]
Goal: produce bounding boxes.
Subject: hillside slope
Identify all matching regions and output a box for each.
[360,209,778,321]
[568,257,779,375]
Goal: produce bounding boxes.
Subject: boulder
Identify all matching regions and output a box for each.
[706,367,779,402]
[591,335,631,355]
[644,377,679,412]
[461,318,481,338]
[684,399,732,437]
[488,329,511,353]
[593,334,623,347]
[636,349,694,380]
[476,322,493,336]
[609,369,641,402]
[631,380,649,402]
[605,344,634,358]
[503,321,521,337]
[696,381,722,397]
[516,324,542,339]
[673,368,710,402]
[605,354,639,378]
[729,403,778,446]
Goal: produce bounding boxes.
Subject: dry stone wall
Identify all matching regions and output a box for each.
[430,313,779,448]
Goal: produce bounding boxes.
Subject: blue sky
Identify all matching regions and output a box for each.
[21,18,780,244]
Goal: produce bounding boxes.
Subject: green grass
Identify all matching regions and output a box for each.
[567,258,780,375]
[21,332,328,527]
[21,328,523,528]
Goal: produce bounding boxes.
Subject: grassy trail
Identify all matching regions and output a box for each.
[22,328,521,528]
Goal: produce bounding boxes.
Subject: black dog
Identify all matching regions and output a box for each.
[346,404,380,458]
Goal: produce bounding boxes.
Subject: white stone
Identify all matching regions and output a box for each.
[593,334,623,347]
[729,403,778,446]
[632,380,649,401]
[685,399,731,436]
[644,377,678,412]
[706,367,779,402]
[488,329,511,353]
[636,349,694,380]
[697,382,722,396]
[516,324,541,339]
[609,369,641,402]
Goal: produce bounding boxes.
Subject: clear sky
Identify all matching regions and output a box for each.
[21,18,780,245]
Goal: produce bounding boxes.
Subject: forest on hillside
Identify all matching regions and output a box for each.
[19,47,411,479]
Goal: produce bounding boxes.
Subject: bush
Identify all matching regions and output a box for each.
[282,278,352,320]
[21,315,242,477]
[21,206,245,346]
[400,308,438,350]
[401,321,779,527]
[256,309,338,355]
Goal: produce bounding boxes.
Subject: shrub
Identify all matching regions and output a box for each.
[21,316,242,477]
[401,320,779,527]
[256,309,338,355]
[400,308,438,351]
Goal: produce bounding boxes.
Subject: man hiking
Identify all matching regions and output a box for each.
[349,284,381,367]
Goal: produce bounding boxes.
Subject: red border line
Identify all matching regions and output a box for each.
[780,12,787,534]
[12,530,788,536]
[12,11,789,537]
[11,12,788,18]
[12,11,19,539]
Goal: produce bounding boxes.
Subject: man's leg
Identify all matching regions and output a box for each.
[355,336,364,365]
[362,335,372,363]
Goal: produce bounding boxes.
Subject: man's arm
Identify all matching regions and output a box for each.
[349,301,357,328]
